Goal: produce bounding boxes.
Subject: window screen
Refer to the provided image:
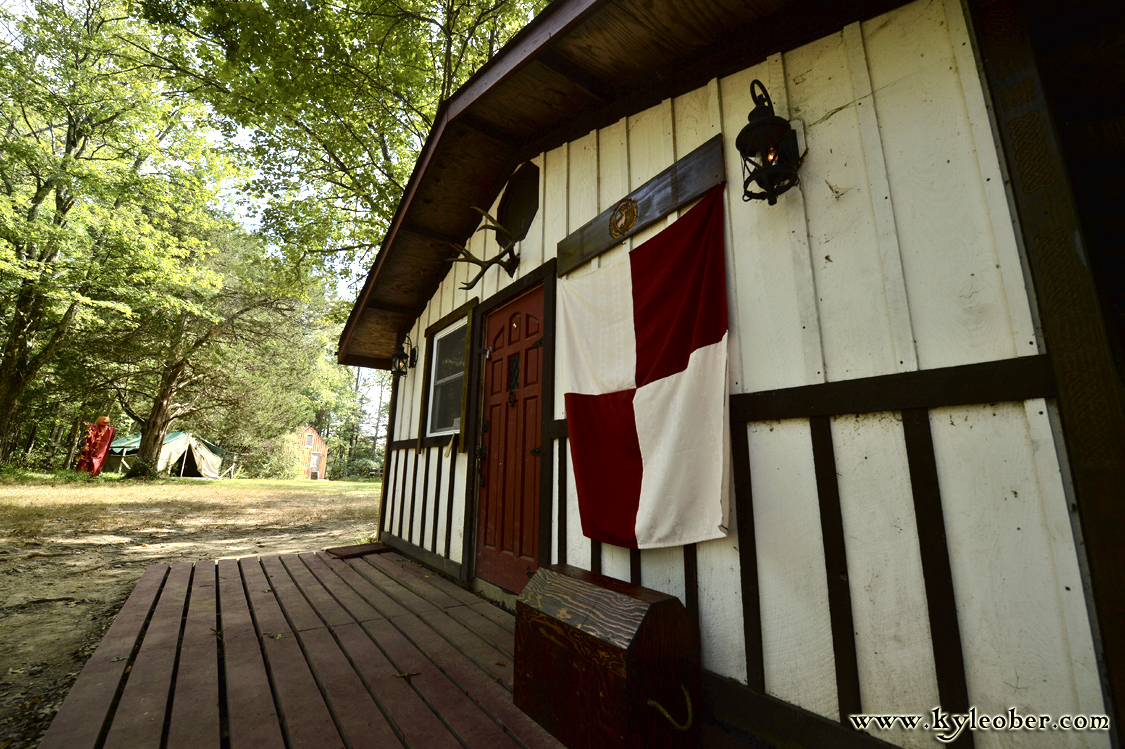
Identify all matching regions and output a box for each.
[428,322,468,434]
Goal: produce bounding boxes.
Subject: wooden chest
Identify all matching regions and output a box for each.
[514,565,701,748]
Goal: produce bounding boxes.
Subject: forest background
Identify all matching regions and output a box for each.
[0,0,547,479]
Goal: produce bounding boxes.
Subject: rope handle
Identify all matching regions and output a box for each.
[646,684,693,731]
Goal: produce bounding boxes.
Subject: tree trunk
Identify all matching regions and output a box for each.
[24,422,38,456]
[62,411,84,469]
[0,282,80,462]
[134,367,183,469]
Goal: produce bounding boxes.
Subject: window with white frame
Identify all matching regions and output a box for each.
[428,320,468,435]
[305,433,314,448]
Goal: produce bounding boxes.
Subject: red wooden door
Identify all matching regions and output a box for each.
[476,286,544,593]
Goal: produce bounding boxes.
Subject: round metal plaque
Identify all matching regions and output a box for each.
[608,198,639,239]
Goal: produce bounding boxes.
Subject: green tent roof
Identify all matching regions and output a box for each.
[110,431,226,457]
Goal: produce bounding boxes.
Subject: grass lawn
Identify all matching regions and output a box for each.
[0,470,383,540]
[0,470,386,747]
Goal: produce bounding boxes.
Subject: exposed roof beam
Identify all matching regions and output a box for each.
[455,114,523,147]
[537,49,616,103]
[365,301,417,316]
[399,224,462,247]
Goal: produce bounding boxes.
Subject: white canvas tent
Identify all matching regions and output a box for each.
[107,431,225,479]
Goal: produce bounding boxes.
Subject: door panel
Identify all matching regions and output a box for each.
[476,286,544,593]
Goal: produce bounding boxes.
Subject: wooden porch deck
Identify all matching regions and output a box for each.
[39,546,563,749]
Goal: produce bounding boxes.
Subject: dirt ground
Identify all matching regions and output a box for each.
[0,474,383,749]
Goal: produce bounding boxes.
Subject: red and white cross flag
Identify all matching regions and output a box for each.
[558,185,731,549]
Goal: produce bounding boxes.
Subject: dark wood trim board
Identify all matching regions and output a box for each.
[732,355,1055,422]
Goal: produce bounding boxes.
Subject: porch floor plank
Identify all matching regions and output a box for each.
[102,562,194,749]
[352,555,441,614]
[366,551,467,609]
[216,559,286,749]
[38,563,169,749]
[417,608,516,688]
[166,560,221,749]
[469,599,517,633]
[444,603,518,657]
[361,616,521,747]
[43,547,564,749]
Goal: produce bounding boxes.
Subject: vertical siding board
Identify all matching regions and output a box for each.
[395,448,409,539]
[568,132,599,235]
[842,22,918,373]
[771,54,828,389]
[835,412,942,749]
[445,445,462,562]
[596,118,631,271]
[625,100,675,248]
[382,448,397,537]
[481,194,501,299]
[551,439,561,565]
[405,316,425,439]
[543,144,569,258]
[728,421,757,688]
[449,451,467,565]
[527,153,547,271]
[786,31,901,382]
[1021,399,1107,723]
[941,0,1038,357]
[750,418,838,720]
[930,403,1109,748]
[435,443,451,557]
[556,436,567,566]
[415,447,432,548]
[544,144,570,424]
[431,445,445,554]
[862,0,1014,369]
[564,442,590,570]
[721,62,814,392]
[602,544,631,583]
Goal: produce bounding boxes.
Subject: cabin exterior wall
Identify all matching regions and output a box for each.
[298,426,329,480]
[380,0,1109,743]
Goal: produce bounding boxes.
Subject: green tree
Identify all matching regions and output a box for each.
[0,0,237,460]
[97,221,312,467]
[136,0,548,281]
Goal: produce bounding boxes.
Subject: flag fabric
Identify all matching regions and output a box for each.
[76,423,116,477]
[558,185,730,549]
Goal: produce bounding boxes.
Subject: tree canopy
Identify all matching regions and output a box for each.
[1,0,541,477]
[134,0,548,281]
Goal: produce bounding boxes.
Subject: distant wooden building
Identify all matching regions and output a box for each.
[338,0,1125,745]
[298,426,328,480]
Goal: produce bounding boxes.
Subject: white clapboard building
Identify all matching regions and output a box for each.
[338,0,1124,745]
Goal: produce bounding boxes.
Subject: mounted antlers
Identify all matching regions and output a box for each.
[447,207,520,291]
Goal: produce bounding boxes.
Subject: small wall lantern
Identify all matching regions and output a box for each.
[390,335,417,377]
[735,80,801,205]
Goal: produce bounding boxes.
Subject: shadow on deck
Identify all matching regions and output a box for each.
[40,546,562,749]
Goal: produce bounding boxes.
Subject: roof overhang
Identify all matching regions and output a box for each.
[338,0,910,367]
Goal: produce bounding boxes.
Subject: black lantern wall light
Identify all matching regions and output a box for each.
[390,335,417,377]
[736,80,802,205]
